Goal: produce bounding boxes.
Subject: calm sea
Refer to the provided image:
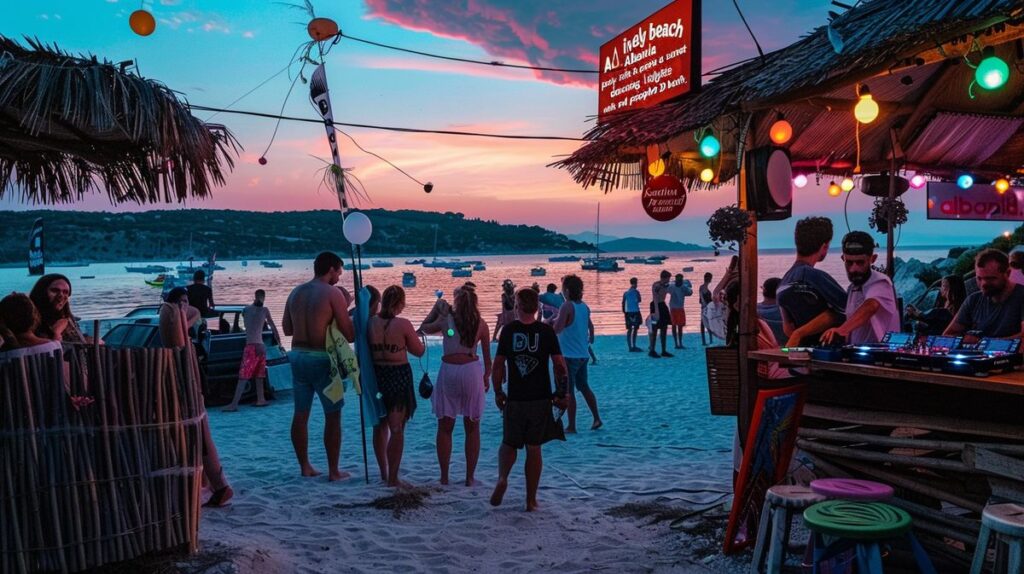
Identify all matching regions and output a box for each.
[0,248,949,343]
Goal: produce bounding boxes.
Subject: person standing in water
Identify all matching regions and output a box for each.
[551,274,602,432]
[621,277,643,352]
[368,286,425,488]
[282,252,355,482]
[490,287,568,512]
[224,289,279,412]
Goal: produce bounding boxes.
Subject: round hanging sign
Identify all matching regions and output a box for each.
[642,175,688,221]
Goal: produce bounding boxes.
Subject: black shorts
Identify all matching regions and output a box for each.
[656,302,671,329]
[624,312,642,329]
[502,399,566,449]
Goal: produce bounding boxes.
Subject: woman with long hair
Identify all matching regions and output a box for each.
[906,274,968,335]
[492,279,516,341]
[420,284,491,486]
[368,286,425,488]
[29,274,89,343]
[0,293,61,359]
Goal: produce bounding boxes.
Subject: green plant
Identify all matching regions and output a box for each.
[707,205,752,248]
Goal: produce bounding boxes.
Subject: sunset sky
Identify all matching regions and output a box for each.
[1,1,1012,247]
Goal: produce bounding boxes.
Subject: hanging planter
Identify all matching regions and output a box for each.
[869,197,908,234]
[707,205,753,249]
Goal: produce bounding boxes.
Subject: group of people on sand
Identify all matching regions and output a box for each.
[275,252,602,510]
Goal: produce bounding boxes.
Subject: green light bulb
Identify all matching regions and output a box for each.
[699,134,720,158]
[446,328,455,337]
[976,54,1009,90]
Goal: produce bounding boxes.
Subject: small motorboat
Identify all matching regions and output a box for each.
[581,258,622,272]
[473,263,486,271]
[405,259,426,265]
[402,272,417,288]
[125,264,170,274]
[451,269,472,278]
[344,263,371,271]
[644,257,664,265]
[682,266,694,272]
[259,260,283,269]
[530,267,547,277]
[548,255,580,262]
[80,275,95,280]
[623,256,647,264]
[371,260,394,268]
[145,274,167,287]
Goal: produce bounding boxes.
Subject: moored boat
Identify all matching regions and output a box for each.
[402,272,417,287]
[530,266,547,277]
[451,269,472,278]
[125,264,170,274]
[548,255,581,262]
[259,260,283,268]
[371,260,394,268]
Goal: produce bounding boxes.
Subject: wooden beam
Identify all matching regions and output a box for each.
[737,117,759,444]
[963,445,1024,481]
[798,427,1024,456]
[797,438,973,473]
[803,404,1024,440]
[817,456,986,513]
[896,60,957,155]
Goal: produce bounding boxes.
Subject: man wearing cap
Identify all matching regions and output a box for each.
[821,231,900,345]
[777,217,848,346]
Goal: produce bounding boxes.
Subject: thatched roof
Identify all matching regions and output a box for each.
[555,0,1024,191]
[0,37,238,205]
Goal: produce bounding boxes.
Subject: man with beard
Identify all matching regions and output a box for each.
[944,249,1024,342]
[820,232,899,345]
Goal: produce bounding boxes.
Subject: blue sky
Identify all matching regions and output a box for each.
[0,0,1012,248]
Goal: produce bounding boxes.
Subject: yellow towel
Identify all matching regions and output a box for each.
[325,323,360,403]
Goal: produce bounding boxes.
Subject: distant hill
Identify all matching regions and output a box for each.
[600,237,708,252]
[0,209,594,264]
[567,231,620,244]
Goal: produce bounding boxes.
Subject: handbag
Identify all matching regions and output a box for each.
[417,334,433,399]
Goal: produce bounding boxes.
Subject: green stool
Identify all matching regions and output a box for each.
[970,503,1024,574]
[803,500,936,574]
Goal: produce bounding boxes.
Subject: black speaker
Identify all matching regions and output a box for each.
[745,146,793,221]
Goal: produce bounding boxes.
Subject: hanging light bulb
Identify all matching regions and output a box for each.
[995,178,1011,194]
[909,174,927,189]
[793,174,808,188]
[976,47,1010,91]
[828,182,842,197]
[770,114,793,145]
[1004,231,1013,239]
[699,134,720,158]
[648,158,666,177]
[957,174,974,189]
[854,85,879,124]
[699,168,715,183]
[840,177,855,192]
[129,9,156,36]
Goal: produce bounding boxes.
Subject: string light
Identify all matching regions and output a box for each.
[976,47,1010,90]
[129,9,156,36]
[700,168,715,183]
[770,114,793,145]
[793,174,808,188]
[699,134,721,158]
[648,159,666,177]
[910,174,927,189]
[854,84,879,124]
[957,174,974,189]
[840,177,855,192]
[995,178,1010,194]
[828,182,842,196]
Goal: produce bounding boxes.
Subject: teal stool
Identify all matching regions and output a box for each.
[803,500,936,574]
[970,503,1024,574]
[749,485,826,574]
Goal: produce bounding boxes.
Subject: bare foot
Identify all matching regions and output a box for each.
[329,470,352,482]
[526,500,540,512]
[466,478,483,487]
[222,406,238,413]
[565,427,577,434]
[591,420,603,431]
[202,485,234,508]
[490,478,508,506]
[254,401,269,407]
[440,476,450,486]
[300,465,321,478]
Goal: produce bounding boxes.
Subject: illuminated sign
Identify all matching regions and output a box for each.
[926,181,1024,221]
[598,0,701,122]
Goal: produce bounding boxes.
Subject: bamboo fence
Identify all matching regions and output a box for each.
[0,345,205,573]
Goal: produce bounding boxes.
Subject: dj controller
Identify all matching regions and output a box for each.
[807,332,1023,377]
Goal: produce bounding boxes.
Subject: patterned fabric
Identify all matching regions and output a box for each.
[326,323,359,402]
[374,363,416,421]
[238,343,267,380]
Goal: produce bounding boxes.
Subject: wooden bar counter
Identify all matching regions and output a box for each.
[747,348,1024,568]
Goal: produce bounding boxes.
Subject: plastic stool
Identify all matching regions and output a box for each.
[810,478,894,501]
[804,500,936,574]
[970,503,1024,574]
[750,485,826,574]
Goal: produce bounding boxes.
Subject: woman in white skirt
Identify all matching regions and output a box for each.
[420,284,491,486]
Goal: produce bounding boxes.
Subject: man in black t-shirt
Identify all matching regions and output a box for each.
[491,288,568,512]
[186,270,216,318]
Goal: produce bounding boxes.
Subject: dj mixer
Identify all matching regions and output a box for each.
[818,332,1022,377]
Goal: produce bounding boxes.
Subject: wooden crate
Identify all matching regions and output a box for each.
[705,346,740,416]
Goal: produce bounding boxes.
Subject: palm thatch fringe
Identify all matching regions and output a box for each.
[0,36,238,205]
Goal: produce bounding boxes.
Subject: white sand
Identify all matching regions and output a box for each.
[200,334,735,573]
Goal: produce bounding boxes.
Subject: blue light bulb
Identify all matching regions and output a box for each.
[699,134,720,158]
[957,174,974,189]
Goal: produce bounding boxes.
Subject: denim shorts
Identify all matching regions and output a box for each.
[565,358,591,394]
[289,350,343,414]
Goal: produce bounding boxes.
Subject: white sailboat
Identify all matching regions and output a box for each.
[581,204,621,272]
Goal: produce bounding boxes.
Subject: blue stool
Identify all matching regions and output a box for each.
[803,500,936,574]
[749,485,825,573]
[970,503,1024,574]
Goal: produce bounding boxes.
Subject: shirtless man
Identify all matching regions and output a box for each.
[283,252,356,481]
[224,289,280,412]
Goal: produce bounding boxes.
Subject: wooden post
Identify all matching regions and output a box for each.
[737,120,759,444]
[886,128,898,278]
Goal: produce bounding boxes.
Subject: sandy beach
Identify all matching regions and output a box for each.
[198,333,736,573]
